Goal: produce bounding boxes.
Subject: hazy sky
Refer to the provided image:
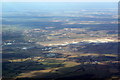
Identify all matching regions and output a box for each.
[2,0,119,2]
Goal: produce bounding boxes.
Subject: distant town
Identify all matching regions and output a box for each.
[2,2,120,80]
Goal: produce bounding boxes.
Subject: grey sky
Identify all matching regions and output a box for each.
[2,0,119,2]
